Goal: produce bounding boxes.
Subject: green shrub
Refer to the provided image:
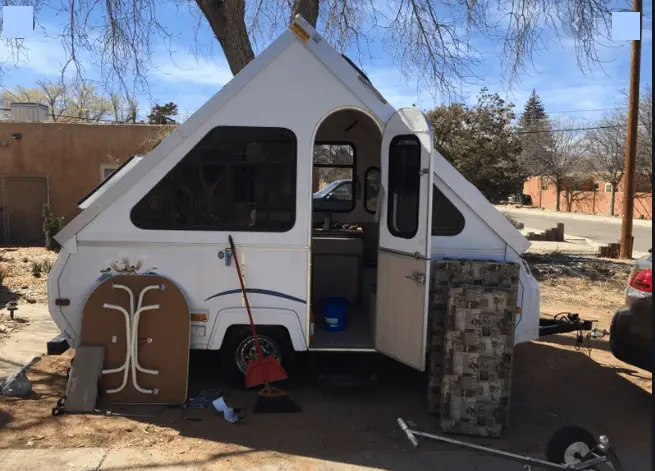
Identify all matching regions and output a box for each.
[31,260,43,277]
[42,204,64,252]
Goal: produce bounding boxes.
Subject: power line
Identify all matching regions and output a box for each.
[547,107,627,114]
[516,124,648,135]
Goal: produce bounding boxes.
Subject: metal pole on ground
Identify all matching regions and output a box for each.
[619,0,643,259]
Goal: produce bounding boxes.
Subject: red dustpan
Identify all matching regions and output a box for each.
[245,355,287,388]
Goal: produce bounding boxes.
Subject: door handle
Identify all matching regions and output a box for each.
[405,272,426,284]
[218,248,232,266]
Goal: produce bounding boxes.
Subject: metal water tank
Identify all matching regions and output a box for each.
[10,102,48,122]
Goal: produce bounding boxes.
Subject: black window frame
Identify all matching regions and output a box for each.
[386,134,421,239]
[313,141,357,213]
[364,166,381,213]
[130,126,298,233]
[431,184,465,236]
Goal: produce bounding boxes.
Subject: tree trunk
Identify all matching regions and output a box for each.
[609,183,617,216]
[195,0,255,76]
[291,0,319,27]
[555,183,561,212]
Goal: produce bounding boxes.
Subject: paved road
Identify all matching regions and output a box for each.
[502,209,653,254]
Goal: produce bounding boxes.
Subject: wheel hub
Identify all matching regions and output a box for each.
[563,442,591,464]
[235,336,281,375]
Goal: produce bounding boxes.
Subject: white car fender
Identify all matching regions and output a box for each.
[208,307,308,351]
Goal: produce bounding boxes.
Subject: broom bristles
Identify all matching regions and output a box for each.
[253,387,301,414]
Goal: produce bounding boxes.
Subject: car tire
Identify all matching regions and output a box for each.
[221,326,296,382]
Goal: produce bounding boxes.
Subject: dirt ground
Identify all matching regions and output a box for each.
[0,247,57,342]
[0,253,651,467]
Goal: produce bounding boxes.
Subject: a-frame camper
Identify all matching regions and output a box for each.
[49,16,540,427]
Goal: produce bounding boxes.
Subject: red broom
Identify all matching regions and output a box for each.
[228,235,300,413]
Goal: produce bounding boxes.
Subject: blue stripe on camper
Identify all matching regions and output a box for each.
[204,289,306,304]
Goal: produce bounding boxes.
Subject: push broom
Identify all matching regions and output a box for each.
[228,235,300,414]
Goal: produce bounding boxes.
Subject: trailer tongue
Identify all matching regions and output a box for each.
[397,418,625,471]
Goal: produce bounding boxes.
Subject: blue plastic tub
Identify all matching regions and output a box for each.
[323,297,348,332]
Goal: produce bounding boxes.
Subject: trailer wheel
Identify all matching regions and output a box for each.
[222,326,295,380]
[546,425,599,465]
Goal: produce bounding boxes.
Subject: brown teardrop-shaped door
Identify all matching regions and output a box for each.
[80,274,190,404]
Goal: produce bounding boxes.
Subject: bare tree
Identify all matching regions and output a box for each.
[68,81,111,121]
[533,118,585,211]
[1,0,615,99]
[637,85,652,181]
[110,92,140,123]
[585,109,627,216]
[36,79,69,121]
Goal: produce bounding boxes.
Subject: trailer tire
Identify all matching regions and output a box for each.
[221,326,296,381]
[546,425,598,465]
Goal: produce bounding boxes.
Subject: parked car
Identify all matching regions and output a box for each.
[312,179,353,212]
[506,193,533,206]
[609,250,652,371]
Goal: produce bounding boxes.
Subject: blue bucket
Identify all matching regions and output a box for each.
[323,297,348,332]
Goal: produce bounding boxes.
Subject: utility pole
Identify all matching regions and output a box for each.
[619,0,643,259]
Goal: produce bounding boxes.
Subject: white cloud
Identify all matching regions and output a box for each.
[151,54,233,87]
[0,37,77,78]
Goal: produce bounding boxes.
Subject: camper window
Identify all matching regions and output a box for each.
[431,184,465,236]
[130,126,297,232]
[364,167,380,213]
[387,135,421,239]
[313,143,355,212]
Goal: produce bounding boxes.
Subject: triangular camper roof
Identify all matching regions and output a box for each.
[56,15,529,256]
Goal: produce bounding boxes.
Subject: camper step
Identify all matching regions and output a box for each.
[47,334,70,356]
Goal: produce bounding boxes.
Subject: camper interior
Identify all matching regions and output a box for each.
[310,108,383,350]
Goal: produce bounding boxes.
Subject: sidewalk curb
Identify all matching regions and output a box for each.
[498,206,653,227]
[522,227,647,258]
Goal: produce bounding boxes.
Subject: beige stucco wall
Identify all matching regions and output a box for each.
[0,122,174,224]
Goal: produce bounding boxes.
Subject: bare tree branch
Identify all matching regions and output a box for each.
[0,0,617,104]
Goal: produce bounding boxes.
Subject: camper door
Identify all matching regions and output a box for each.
[375,108,434,371]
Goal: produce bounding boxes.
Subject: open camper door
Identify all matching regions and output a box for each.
[375,108,434,371]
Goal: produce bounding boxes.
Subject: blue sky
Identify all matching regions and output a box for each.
[0,0,652,124]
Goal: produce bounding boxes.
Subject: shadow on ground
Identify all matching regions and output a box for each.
[0,341,651,471]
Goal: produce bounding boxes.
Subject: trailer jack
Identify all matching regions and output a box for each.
[397,418,625,471]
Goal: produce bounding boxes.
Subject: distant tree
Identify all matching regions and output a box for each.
[532,118,585,211]
[147,102,178,125]
[518,89,554,178]
[585,109,626,216]
[427,88,523,203]
[110,92,139,123]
